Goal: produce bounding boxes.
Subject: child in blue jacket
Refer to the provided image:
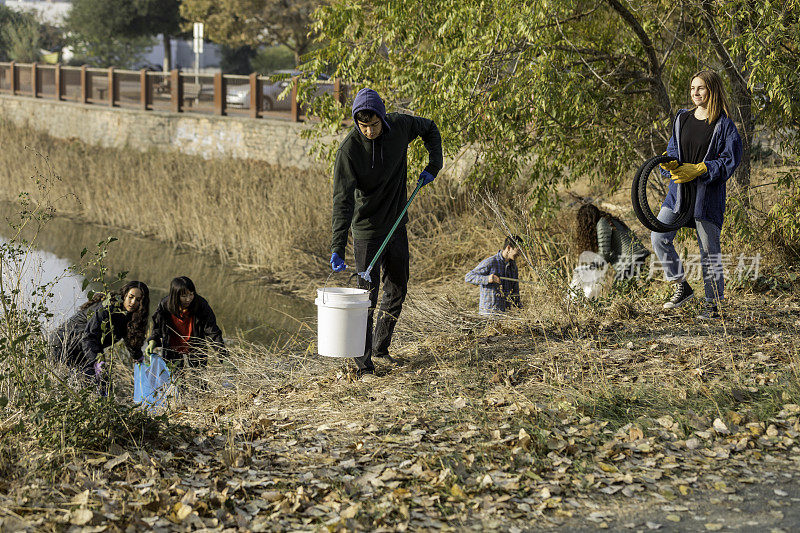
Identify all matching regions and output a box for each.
[465,235,523,316]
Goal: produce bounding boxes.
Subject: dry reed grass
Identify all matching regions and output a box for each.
[0,119,520,292]
[0,120,331,281]
[160,287,800,447]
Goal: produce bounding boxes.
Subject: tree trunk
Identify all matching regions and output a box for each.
[605,0,672,119]
[732,73,753,191]
[162,34,172,72]
[731,22,753,192]
[700,1,752,191]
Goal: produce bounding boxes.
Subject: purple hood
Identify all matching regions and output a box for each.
[351,88,391,134]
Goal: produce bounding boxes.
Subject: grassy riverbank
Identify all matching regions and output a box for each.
[0,119,789,294]
[2,119,800,529]
[0,119,498,290]
[3,287,800,530]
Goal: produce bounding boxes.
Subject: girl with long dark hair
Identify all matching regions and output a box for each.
[575,203,650,279]
[147,276,226,367]
[50,280,150,390]
[652,70,742,318]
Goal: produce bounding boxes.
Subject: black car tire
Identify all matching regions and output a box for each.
[262,97,274,112]
[631,154,697,233]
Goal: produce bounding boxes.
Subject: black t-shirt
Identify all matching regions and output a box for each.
[679,111,717,164]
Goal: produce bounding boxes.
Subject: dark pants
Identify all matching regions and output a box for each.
[49,328,109,394]
[353,227,410,373]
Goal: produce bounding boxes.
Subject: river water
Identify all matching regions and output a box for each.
[0,202,315,345]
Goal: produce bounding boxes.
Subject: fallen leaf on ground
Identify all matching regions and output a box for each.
[70,509,93,526]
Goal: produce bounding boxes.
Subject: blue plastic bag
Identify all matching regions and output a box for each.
[133,354,172,410]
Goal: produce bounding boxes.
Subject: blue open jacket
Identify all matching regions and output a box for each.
[662,109,742,228]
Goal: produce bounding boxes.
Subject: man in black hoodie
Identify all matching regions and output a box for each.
[330,88,443,378]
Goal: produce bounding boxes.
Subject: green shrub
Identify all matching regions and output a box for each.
[0,159,166,465]
[252,45,295,74]
[767,168,800,262]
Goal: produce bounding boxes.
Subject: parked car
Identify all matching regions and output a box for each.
[226,70,331,111]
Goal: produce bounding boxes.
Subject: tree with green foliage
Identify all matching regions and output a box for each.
[0,6,41,63]
[180,0,323,67]
[220,45,257,75]
[305,0,799,209]
[252,45,296,74]
[66,35,154,69]
[690,0,800,188]
[66,0,181,70]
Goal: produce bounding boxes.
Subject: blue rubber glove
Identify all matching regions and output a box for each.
[330,252,347,272]
[418,170,435,187]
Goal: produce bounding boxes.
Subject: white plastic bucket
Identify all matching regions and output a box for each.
[315,287,371,358]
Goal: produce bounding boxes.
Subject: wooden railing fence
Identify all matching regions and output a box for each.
[0,62,348,122]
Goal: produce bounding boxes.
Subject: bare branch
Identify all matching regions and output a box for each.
[604,0,672,117]
[699,0,751,94]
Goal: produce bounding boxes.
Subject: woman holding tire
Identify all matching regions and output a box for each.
[651,70,742,319]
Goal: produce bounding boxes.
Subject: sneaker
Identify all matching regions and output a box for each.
[663,280,694,309]
[374,353,403,365]
[697,302,720,320]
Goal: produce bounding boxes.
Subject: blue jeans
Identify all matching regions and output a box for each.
[650,208,724,302]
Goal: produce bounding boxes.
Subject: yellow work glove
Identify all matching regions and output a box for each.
[659,152,679,172]
[146,340,156,355]
[670,162,707,184]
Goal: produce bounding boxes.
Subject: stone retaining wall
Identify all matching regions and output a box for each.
[0,94,327,169]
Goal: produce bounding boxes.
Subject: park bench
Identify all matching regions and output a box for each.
[182,82,213,107]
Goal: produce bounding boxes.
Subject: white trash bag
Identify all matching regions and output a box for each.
[569,251,611,300]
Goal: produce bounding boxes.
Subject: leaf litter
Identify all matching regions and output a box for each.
[2,293,800,530]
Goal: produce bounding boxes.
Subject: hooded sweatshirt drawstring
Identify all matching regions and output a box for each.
[370,137,383,168]
[370,138,384,169]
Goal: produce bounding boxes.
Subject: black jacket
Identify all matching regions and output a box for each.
[50,301,138,374]
[331,112,443,257]
[148,295,226,362]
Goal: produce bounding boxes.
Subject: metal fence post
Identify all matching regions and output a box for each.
[10,61,16,95]
[171,69,182,113]
[108,66,115,106]
[290,76,300,122]
[31,63,38,97]
[249,73,259,118]
[55,64,62,100]
[214,73,226,116]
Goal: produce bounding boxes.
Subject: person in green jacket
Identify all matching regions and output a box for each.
[575,203,650,279]
[329,88,443,379]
